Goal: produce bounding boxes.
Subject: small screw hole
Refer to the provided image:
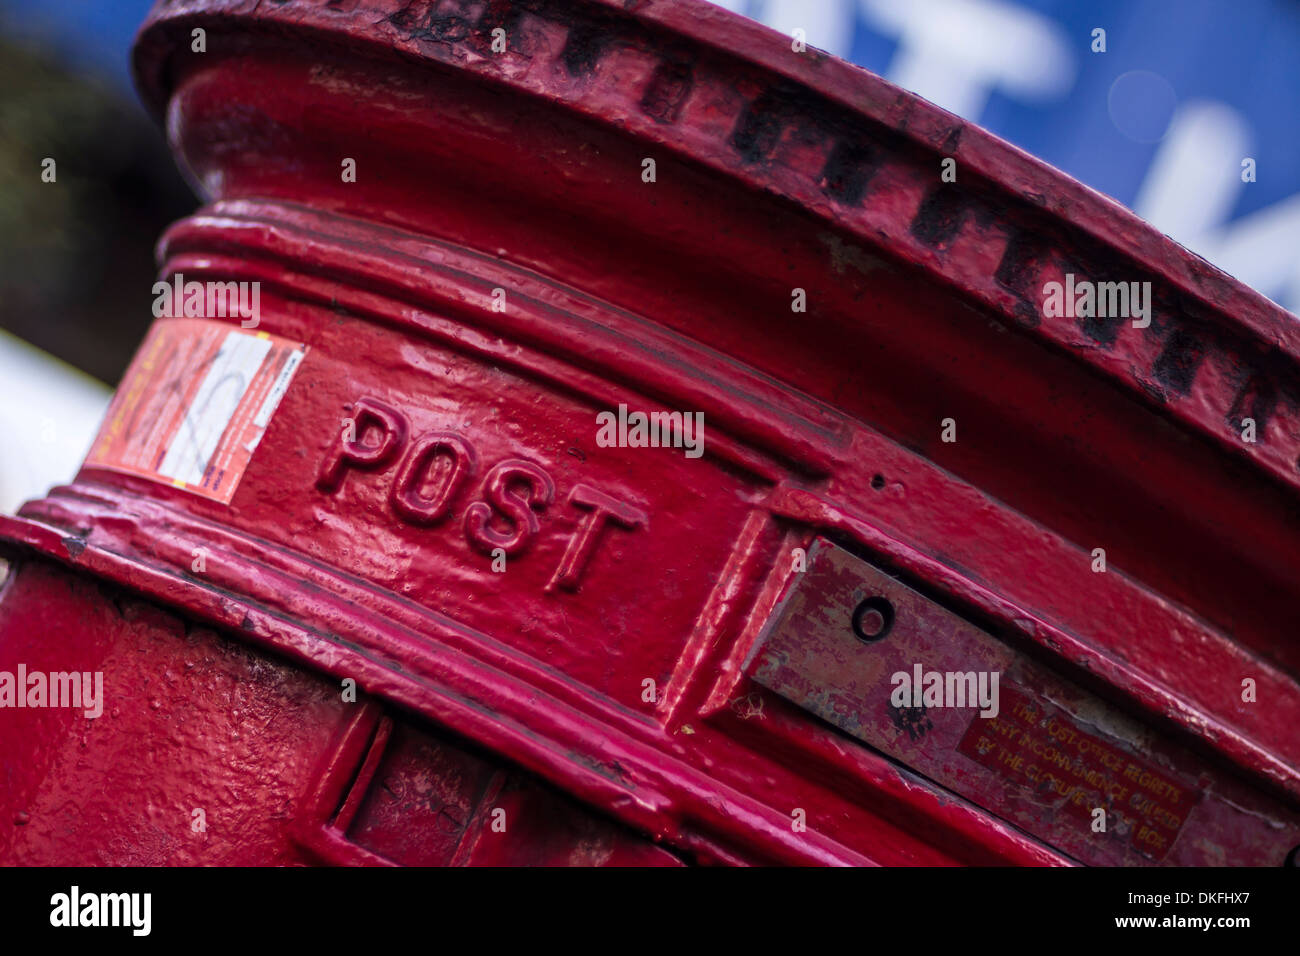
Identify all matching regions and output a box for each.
[871,474,886,490]
[852,596,894,642]
[1285,844,1300,867]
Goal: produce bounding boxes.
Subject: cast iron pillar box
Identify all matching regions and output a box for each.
[1,0,1298,866]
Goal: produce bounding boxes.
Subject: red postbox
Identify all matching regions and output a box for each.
[1,0,1298,866]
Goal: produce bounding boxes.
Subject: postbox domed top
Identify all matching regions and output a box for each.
[133,0,1300,502]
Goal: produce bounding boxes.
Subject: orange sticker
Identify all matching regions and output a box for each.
[85,319,307,504]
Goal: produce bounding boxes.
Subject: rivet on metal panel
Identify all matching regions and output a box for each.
[851,596,894,643]
[750,537,1300,866]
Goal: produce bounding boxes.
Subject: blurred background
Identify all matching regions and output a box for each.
[0,0,1296,514]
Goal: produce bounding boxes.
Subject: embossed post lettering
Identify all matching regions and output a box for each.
[315,399,645,585]
[547,484,647,592]
[464,459,556,556]
[315,398,408,494]
[389,433,477,526]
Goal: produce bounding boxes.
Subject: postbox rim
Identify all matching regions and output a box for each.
[132,0,1298,340]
